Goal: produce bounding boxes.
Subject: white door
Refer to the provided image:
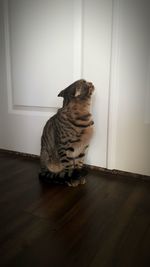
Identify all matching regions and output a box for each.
[0,0,112,168]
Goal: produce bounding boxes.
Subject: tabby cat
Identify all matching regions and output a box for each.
[39,79,94,186]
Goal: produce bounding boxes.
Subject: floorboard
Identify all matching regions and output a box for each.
[0,151,150,267]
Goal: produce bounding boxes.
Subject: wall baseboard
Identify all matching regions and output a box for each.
[0,148,149,182]
[0,148,39,160]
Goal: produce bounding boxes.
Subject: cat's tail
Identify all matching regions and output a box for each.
[39,170,67,185]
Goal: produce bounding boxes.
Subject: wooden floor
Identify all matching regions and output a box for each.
[0,151,150,267]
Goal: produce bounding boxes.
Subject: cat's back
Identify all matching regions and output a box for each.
[41,108,66,144]
[41,113,58,148]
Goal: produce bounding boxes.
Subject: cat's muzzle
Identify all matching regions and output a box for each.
[87,82,95,95]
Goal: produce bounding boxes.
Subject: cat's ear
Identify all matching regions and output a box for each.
[58,89,65,97]
[58,85,75,98]
[58,82,79,98]
[75,87,81,97]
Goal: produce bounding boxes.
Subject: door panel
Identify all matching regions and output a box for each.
[0,0,112,168]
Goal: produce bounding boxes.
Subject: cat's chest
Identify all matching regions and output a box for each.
[69,125,94,158]
[81,125,94,144]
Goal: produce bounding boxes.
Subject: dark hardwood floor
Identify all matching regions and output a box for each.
[0,151,150,267]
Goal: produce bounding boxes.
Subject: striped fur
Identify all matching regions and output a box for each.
[39,79,94,186]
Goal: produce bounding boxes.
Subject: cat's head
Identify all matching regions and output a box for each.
[58,79,94,106]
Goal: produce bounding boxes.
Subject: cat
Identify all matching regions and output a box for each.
[39,79,94,186]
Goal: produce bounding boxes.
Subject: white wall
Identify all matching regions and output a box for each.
[0,0,150,176]
[83,0,112,167]
[116,0,150,176]
[108,0,150,176]
[0,0,4,147]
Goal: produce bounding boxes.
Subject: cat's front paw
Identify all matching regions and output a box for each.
[79,177,86,185]
[66,177,86,187]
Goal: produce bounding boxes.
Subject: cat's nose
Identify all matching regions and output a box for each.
[87,82,95,93]
[87,82,92,86]
[87,82,94,88]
